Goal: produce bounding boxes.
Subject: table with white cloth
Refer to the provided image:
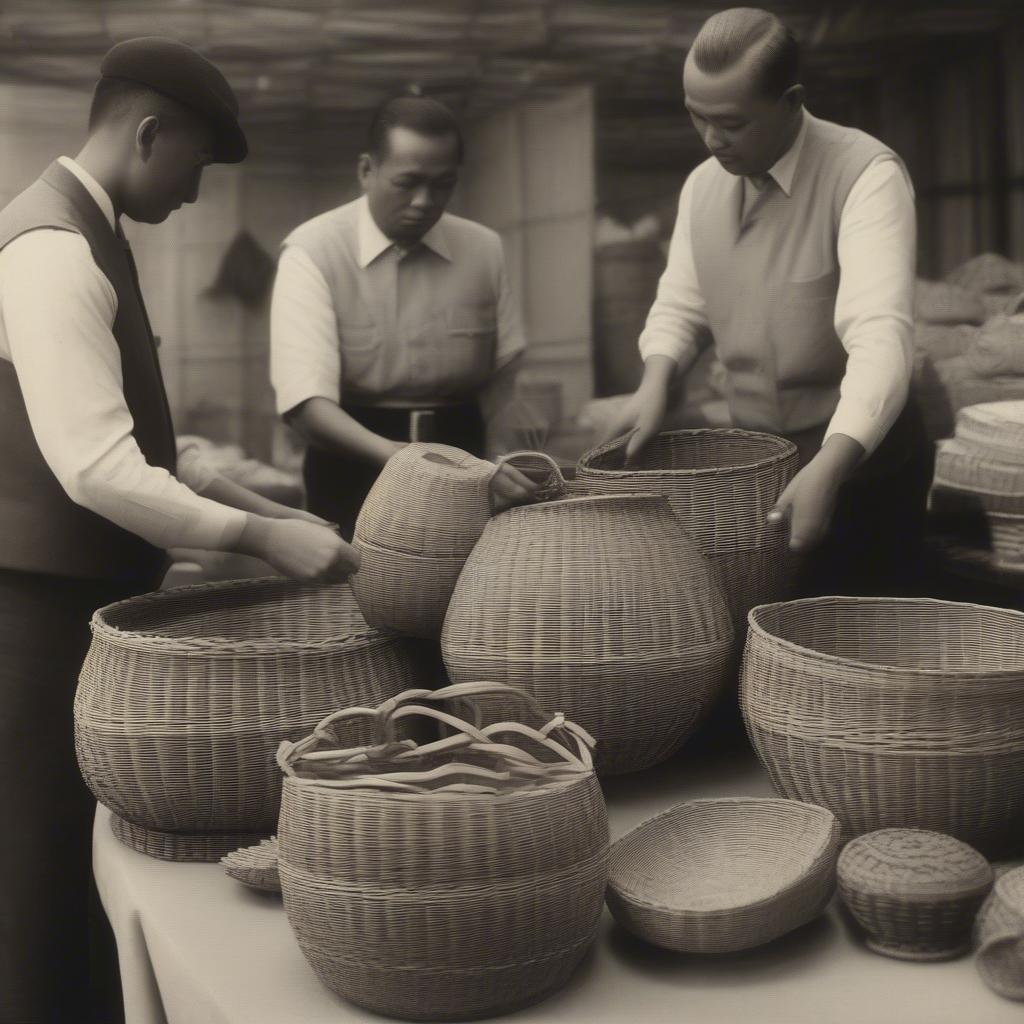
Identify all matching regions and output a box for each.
[94,736,1022,1024]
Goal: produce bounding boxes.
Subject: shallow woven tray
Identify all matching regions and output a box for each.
[222,837,280,893]
[975,865,1024,1000]
[741,597,1024,856]
[838,829,993,962]
[955,401,1024,464]
[606,798,840,954]
[110,814,269,864]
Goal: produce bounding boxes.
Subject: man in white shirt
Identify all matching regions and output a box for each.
[606,8,929,597]
[0,38,358,1023]
[271,95,537,538]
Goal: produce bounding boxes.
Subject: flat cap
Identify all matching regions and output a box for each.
[100,36,247,163]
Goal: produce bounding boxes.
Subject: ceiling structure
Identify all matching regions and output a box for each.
[0,1,1020,166]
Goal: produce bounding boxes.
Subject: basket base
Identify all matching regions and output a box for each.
[865,937,970,963]
[110,814,270,863]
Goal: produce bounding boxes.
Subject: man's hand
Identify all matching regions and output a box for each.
[489,462,540,513]
[599,354,676,465]
[767,434,865,551]
[239,516,361,582]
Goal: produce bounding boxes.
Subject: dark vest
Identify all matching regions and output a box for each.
[0,161,177,584]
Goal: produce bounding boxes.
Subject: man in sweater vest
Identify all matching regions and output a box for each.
[0,39,359,1023]
[606,8,929,597]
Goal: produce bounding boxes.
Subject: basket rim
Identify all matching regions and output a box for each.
[89,577,390,655]
[498,491,670,517]
[352,533,471,563]
[746,596,1024,680]
[607,797,837,914]
[577,428,798,478]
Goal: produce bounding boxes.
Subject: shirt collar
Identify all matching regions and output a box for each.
[356,194,452,268]
[58,156,117,231]
[761,108,808,197]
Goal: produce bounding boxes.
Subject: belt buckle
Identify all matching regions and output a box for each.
[410,409,437,443]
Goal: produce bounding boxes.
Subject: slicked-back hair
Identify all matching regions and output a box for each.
[366,95,464,164]
[691,7,800,99]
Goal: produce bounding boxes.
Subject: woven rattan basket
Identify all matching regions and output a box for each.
[606,798,839,953]
[837,829,993,962]
[75,579,428,861]
[575,429,798,631]
[351,444,564,637]
[741,597,1024,856]
[222,837,280,893]
[955,401,1024,465]
[276,682,609,1021]
[441,493,734,775]
[975,865,1024,1001]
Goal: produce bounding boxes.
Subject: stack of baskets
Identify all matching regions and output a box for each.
[276,682,609,1021]
[75,579,428,861]
[574,429,799,634]
[932,401,1024,569]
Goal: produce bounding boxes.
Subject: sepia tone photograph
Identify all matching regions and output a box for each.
[0,1,1023,1022]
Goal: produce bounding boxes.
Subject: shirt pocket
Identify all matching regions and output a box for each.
[437,303,497,389]
[338,320,380,383]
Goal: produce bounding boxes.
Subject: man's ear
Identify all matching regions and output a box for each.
[136,115,160,158]
[783,83,805,114]
[357,152,374,188]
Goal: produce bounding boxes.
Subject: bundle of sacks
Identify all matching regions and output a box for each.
[913,254,1024,440]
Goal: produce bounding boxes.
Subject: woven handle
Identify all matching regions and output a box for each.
[277,681,596,792]
[494,450,567,505]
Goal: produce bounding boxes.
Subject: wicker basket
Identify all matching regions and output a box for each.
[441,493,734,775]
[837,829,993,962]
[351,444,564,638]
[606,798,840,953]
[75,579,428,861]
[222,837,280,893]
[741,597,1024,856]
[575,429,798,631]
[276,682,609,1021]
[975,865,1024,1001]
[935,439,1024,498]
[955,401,1024,465]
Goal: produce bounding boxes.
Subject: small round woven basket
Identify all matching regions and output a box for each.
[575,429,798,631]
[351,445,565,637]
[222,837,280,894]
[975,865,1024,1000]
[276,682,609,1021]
[606,798,840,954]
[837,829,993,962]
[75,579,429,861]
[955,401,1024,465]
[441,493,735,775]
[741,597,1024,856]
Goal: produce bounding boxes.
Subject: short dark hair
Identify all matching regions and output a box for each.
[691,7,800,99]
[88,76,182,131]
[366,95,464,163]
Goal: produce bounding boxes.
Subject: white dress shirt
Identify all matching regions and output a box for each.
[271,196,526,416]
[0,157,246,552]
[640,111,917,455]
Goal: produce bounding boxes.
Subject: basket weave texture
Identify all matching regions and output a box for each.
[441,493,734,775]
[741,597,1024,856]
[575,429,798,630]
[975,865,1024,1001]
[955,401,1024,464]
[606,798,839,953]
[75,579,428,851]
[276,682,609,1021]
[222,837,281,893]
[837,829,993,962]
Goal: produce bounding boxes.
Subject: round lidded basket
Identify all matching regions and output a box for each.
[75,579,429,861]
[607,798,840,954]
[837,829,993,961]
[276,682,609,1022]
[955,401,1024,465]
[441,492,735,775]
[741,597,1024,856]
[975,864,1024,1001]
[575,428,799,629]
[351,444,565,637]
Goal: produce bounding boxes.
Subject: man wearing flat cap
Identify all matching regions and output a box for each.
[0,37,358,1022]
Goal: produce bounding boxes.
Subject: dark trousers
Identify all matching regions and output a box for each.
[304,402,486,540]
[0,568,147,1024]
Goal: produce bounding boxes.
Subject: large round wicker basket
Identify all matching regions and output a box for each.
[75,579,428,861]
[276,682,609,1021]
[741,597,1024,856]
[441,493,734,775]
[575,429,798,630]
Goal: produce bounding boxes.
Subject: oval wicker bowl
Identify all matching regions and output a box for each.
[837,829,993,962]
[606,798,840,954]
[222,837,281,894]
[975,865,1024,1001]
[276,682,609,1021]
[575,429,798,631]
[741,597,1024,856]
[441,493,734,775]
[75,579,429,861]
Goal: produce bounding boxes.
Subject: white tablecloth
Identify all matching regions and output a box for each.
[94,740,1022,1024]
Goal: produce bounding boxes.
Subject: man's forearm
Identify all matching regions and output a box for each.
[197,474,304,520]
[809,432,865,487]
[287,397,404,466]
